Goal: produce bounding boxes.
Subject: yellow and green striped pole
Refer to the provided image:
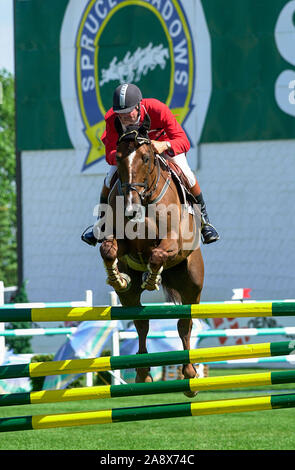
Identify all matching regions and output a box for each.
[0,341,294,380]
[1,301,295,322]
[1,370,295,407]
[0,393,294,432]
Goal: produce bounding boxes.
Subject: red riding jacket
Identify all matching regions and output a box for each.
[101,98,190,165]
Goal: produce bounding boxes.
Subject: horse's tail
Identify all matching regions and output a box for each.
[162,286,182,305]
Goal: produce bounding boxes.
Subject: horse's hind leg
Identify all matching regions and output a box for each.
[177,317,202,397]
[134,319,153,383]
[179,250,204,396]
[163,249,204,397]
[115,267,153,384]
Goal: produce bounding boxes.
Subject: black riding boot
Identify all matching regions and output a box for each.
[81,189,109,246]
[195,193,220,244]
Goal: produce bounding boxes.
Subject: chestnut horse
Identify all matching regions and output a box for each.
[99,114,204,396]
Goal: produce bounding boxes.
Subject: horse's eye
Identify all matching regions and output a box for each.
[116,154,122,163]
[143,154,149,164]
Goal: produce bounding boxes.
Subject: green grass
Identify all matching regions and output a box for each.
[0,368,294,450]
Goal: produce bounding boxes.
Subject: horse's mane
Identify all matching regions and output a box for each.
[115,113,151,143]
[121,125,148,143]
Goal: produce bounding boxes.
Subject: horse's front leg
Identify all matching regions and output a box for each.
[141,237,178,291]
[100,237,131,292]
[134,319,153,383]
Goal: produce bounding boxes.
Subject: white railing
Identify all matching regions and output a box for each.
[1,286,295,388]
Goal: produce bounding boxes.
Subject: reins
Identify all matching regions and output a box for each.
[117,129,169,204]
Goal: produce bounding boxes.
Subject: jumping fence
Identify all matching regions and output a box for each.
[0,299,295,432]
[1,285,295,385]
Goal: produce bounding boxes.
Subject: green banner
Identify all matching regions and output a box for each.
[14,0,72,150]
[14,0,295,154]
[199,0,295,143]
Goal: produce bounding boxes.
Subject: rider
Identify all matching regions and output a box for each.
[82,83,219,246]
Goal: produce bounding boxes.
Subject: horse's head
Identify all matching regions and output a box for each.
[115,113,158,219]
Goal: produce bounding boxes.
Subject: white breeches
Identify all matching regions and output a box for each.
[104,153,196,189]
[165,153,196,188]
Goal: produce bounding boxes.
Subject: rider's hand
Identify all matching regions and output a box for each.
[151,140,170,155]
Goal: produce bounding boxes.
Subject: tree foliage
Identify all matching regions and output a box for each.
[0,69,17,286]
[6,282,32,354]
[0,70,31,354]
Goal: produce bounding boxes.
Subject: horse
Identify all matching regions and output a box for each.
[98,114,204,396]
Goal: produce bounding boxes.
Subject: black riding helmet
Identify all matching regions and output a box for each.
[113,83,142,113]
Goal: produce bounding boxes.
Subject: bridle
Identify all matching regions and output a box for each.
[117,129,163,204]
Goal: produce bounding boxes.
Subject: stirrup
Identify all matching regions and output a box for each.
[201,222,220,245]
[81,225,98,246]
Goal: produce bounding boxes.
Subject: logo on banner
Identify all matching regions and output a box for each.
[75,0,195,171]
[275,0,295,117]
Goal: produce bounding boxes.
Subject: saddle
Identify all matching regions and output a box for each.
[158,156,197,209]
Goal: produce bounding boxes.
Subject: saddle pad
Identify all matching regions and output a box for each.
[165,160,196,215]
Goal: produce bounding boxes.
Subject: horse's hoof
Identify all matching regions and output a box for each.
[135,365,153,383]
[135,373,153,383]
[182,365,199,398]
[116,272,132,292]
[141,271,162,291]
[183,389,199,398]
[107,272,131,292]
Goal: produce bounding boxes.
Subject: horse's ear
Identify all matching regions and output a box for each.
[140,112,151,134]
[115,116,124,137]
